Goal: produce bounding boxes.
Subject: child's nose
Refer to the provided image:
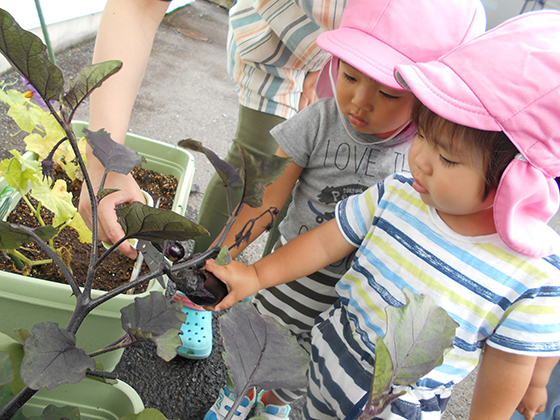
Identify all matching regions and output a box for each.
[413,141,432,174]
[352,86,373,112]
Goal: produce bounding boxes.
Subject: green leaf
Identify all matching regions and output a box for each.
[0,9,63,104]
[386,289,458,386]
[27,404,80,420]
[178,139,242,188]
[0,352,13,386]
[367,337,393,406]
[119,408,169,420]
[67,213,93,243]
[0,151,41,195]
[0,86,44,133]
[32,179,76,227]
[84,128,144,175]
[237,145,291,208]
[0,221,57,250]
[64,61,123,120]
[116,201,209,244]
[215,246,232,266]
[219,301,308,398]
[120,292,186,362]
[20,322,95,390]
[0,385,26,420]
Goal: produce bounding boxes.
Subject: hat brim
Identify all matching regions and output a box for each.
[395,62,501,131]
[318,27,411,91]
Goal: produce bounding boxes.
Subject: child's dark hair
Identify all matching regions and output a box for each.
[411,100,519,200]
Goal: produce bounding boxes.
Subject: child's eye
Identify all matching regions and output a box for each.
[380,91,399,100]
[342,72,356,83]
[439,155,459,167]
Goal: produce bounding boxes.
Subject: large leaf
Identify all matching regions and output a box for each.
[20,322,95,390]
[386,289,458,386]
[219,301,308,398]
[360,289,458,419]
[0,221,57,250]
[178,139,242,188]
[27,404,81,420]
[83,128,144,175]
[64,61,123,120]
[120,292,186,361]
[0,9,63,105]
[237,145,291,208]
[116,201,209,244]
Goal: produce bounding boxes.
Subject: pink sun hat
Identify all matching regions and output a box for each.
[315,0,486,98]
[395,11,560,258]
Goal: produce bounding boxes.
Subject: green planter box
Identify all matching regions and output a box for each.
[0,123,195,371]
[1,333,145,419]
[23,378,144,420]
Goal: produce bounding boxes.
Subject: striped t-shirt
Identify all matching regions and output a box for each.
[227,0,346,119]
[335,173,560,389]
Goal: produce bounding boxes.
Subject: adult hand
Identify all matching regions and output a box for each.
[299,70,320,111]
[78,160,145,259]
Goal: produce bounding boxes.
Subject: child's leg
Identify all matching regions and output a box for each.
[304,303,373,419]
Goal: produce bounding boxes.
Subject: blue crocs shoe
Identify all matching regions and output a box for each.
[204,386,256,420]
[252,391,291,420]
[177,304,213,359]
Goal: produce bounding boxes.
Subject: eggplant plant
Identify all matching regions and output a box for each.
[0,8,292,420]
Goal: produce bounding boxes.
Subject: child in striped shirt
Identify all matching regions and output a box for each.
[202,0,486,419]
[206,11,560,420]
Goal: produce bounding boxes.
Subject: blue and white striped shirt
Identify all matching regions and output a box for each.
[336,174,560,389]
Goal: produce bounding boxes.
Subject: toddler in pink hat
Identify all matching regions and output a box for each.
[206,9,560,420]
[204,0,486,419]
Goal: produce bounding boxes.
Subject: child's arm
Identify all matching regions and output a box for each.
[206,217,357,311]
[469,345,537,420]
[516,357,560,420]
[214,146,303,259]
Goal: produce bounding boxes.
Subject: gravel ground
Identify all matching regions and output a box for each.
[0,2,479,419]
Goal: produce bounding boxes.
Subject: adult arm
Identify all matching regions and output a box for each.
[206,217,356,311]
[516,357,560,420]
[78,0,170,258]
[215,146,303,259]
[469,345,537,420]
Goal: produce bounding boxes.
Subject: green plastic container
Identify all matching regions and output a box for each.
[0,123,195,371]
[23,378,144,420]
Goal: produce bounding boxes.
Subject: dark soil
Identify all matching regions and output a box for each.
[0,166,177,293]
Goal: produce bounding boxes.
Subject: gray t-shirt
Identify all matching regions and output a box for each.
[272,97,414,275]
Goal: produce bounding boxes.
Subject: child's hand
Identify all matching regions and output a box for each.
[516,385,547,420]
[204,259,260,311]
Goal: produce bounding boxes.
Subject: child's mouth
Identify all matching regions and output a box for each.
[348,113,368,128]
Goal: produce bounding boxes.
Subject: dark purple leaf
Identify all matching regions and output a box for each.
[83,128,144,175]
[219,302,308,396]
[20,323,95,390]
[116,201,209,244]
[120,292,186,361]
